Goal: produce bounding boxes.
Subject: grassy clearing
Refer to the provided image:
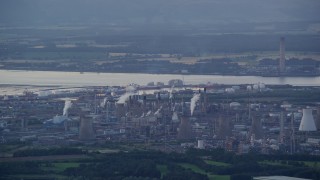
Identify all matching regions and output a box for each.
[7,174,67,179]
[260,160,320,169]
[42,162,80,173]
[259,160,285,166]
[178,163,207,174]
[208,174,230,180]
[259,160,293,167]
[53,162,80,172]
[21,52,106,60]
[0,145,25,155]
[303,161,320,168]
[178,163,230,180]
[156,164,168,178]
[204,160,230,167]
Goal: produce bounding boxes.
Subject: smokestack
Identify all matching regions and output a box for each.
[299,109,317,131]
[279,112,285,143]
[21,119,28,131]
[203,87,207,113]
[143,95,147,109]
[279,37,285,73]
[250,115,263,140]
[157,92,161,100]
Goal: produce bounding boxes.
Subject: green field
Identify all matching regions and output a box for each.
[302,161,320,168]
[1,148,319,179]
[19,52,107,60]
[157,164,168,178]
[259,160,290,167]
[204,160,231,167]
[7,174,67,179]
[42,162,80,173]
[178,163,230,180]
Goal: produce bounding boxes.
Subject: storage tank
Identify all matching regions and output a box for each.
[230,102,241,109]
[197,140,205,149]
[172,112,179,123]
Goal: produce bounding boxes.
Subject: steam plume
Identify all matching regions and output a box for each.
[154,106,162,115]
[117,93,132,104]
[190,93,200,116]
[146,110,152,116]
[169,85,174,99]
[63,100,72,116]
[101,97,107,107]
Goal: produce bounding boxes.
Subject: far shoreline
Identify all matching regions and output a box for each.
[1,68,320,78]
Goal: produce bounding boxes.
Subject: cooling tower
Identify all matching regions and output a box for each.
[316,107,320,130]
[216,114,232,139]
[250,116,263,139]
[79,117,95,141]
[299,109,316,131]
[177,116,194,140]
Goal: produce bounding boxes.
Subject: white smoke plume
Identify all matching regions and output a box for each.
[126,85,136,93]
[190,93,200,116]
[146,110,152,116]
[169,85,174,99]
[117,93,132,104]
[63,100,72,116]
[101,97,107,107]
[154,106,162,115]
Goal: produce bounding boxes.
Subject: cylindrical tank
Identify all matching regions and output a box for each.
[197,140,205,149]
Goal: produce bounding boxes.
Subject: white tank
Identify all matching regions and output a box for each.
[172,112,179,123]
[299,109,317,131]
[230,102,241,109]
[197,140,205,149]
[225,88,235,93]
[259,83,266,89]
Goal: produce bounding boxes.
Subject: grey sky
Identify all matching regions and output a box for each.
[0,0,319,26]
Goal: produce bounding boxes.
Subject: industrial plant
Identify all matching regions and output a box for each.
[1,81,319,155]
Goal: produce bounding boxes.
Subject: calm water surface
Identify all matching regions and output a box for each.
[1,70,320,87]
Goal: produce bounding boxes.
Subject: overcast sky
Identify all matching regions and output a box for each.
[0,0,319,26]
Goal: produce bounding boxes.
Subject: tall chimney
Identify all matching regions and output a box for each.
[279,37,286,73]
